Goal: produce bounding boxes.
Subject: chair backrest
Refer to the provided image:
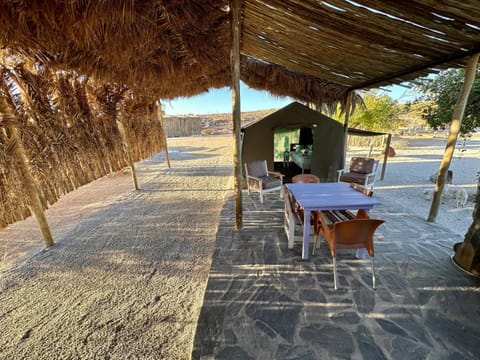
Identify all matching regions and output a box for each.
[245,160,268,178]
[349,157,378,174]
[292,174,320,183]
[283,186,303,225]
[332,219,384,256]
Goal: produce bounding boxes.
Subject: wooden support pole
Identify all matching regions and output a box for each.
[342,91,352,167]
[0,70,54,246]
[5,126,54,247]
[428,53,479,222]
[157,100,171,168]
[231,0,243,230]
[116,118,139,191]
[380,134,391,180]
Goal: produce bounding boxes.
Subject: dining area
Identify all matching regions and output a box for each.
[285,182,381,259]
[193,180,479,359]
[285,181,384,291]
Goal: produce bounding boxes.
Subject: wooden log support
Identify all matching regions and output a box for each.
[231,0,243,230]
[427,53,479,222]
[5,126,54,247]
[157,101,171,168]
[380,134,391,180]
[116,118,139,191]
[342,91,352,166]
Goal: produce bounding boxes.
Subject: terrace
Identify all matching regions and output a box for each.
[193,187,480,359]
[0,136,478,358]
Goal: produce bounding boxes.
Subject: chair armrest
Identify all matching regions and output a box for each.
[268,171,284,180]
[362,171,377,186]
[246,175,262,181]
[337,168,348,181]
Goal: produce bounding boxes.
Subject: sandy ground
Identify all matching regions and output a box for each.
[0,134,478,359]
[0,136,233,359]
[368,134,479,237]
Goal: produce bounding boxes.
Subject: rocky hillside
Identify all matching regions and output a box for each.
[164,109,277,136]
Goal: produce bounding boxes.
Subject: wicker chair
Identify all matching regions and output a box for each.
[244,160,283,203]
[337,157,379,190]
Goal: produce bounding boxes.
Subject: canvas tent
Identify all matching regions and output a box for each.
[242,102,345,182]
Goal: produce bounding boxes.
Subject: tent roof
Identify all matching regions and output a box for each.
[243,101,388,137]
[1,1,479,106]
[242,101,340,129]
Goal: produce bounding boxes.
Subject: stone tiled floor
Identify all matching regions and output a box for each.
[193,192,480,359]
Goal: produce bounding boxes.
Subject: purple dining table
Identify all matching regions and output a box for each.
[287,182,381,260]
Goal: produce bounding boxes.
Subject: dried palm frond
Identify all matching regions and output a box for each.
[0,52,166,227]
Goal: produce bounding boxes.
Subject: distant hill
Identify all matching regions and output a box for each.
[164,108,278,136]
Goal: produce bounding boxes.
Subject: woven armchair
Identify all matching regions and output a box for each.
[337,157,379,190]
[244,160,283,203]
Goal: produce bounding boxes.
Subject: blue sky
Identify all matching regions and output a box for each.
[162,82,419,115]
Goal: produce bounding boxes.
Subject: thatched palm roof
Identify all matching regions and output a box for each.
[0,1,479,107]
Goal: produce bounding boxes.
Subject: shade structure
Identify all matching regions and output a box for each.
[0,1,478,106]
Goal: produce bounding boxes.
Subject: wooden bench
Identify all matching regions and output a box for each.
[321,210,356,224]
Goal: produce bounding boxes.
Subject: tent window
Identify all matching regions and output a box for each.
[274,128,299,161]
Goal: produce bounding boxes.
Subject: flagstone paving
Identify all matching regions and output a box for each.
[193,192,480,359]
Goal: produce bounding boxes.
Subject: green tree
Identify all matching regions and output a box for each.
[399,101,431,132]
[332,91,403,132]
[415,68,480,134]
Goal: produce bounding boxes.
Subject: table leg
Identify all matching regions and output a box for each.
[302,209,311,260]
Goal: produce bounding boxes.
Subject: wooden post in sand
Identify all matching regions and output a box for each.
[3,126,54,247]
[342,91,352,165]
[157,100,171,168]
[0,69,54,246]
[427,54,479,222]
[116,117,139,191]
[231,0,243,230]
[380,134,391,180]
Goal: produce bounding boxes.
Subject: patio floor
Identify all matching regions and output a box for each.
[192,191,480,359]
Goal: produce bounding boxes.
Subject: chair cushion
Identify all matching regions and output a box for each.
[350,157,375,174]
[260,176,282,189]
[247,160,268,177]
[340,172,368,185]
